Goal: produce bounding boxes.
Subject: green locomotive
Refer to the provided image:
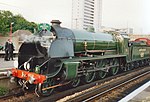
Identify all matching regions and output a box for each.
[8,20,150,96]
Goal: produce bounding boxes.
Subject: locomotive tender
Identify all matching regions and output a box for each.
[8,20,150,96]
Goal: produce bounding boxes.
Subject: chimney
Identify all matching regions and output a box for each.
[51,20,61,26]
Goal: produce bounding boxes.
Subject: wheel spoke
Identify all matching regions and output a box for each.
[71,78,80,87]
[99,71,107,79]
[36,78,55,96]
[110,59,119,75]
[84,72,95,83]
[96,60,107,79]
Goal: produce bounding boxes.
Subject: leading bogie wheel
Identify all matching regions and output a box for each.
[36,78,55,96]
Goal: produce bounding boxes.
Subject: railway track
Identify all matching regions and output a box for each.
[0,87,23,100]
[0,66,149,102]
[61,67,150,102]
[38,66,150,102]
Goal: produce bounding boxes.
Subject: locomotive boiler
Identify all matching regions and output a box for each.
[8,20,150,96]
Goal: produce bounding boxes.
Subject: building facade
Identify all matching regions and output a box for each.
[71,0,102,32]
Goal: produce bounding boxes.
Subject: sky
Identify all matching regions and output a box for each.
[0,0,150,34]
[102,0,150,34]
[0,0,72,27]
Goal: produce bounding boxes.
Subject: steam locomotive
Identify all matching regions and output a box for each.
[8,20,150,96]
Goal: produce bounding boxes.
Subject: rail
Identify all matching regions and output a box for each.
[67,68,150,102]
[0,66,149,102]
[39,66,150,102]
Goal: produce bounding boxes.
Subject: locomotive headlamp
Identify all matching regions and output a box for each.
[24,62,30,70]
[29,76,35,84]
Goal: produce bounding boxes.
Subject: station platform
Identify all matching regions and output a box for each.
[119,81,150,102]
[0,58,17,70]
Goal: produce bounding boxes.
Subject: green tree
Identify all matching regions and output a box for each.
[0,11,13,36]
[0,10,37,36]
[12,14,37,33]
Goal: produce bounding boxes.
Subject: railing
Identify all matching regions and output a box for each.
[0,51,18,57]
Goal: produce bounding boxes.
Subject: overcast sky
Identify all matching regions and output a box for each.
[102,0,150,34]
[0,0,150,34]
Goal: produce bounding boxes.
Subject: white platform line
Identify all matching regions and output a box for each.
[0,67,12,70]
[119,81,150,102]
